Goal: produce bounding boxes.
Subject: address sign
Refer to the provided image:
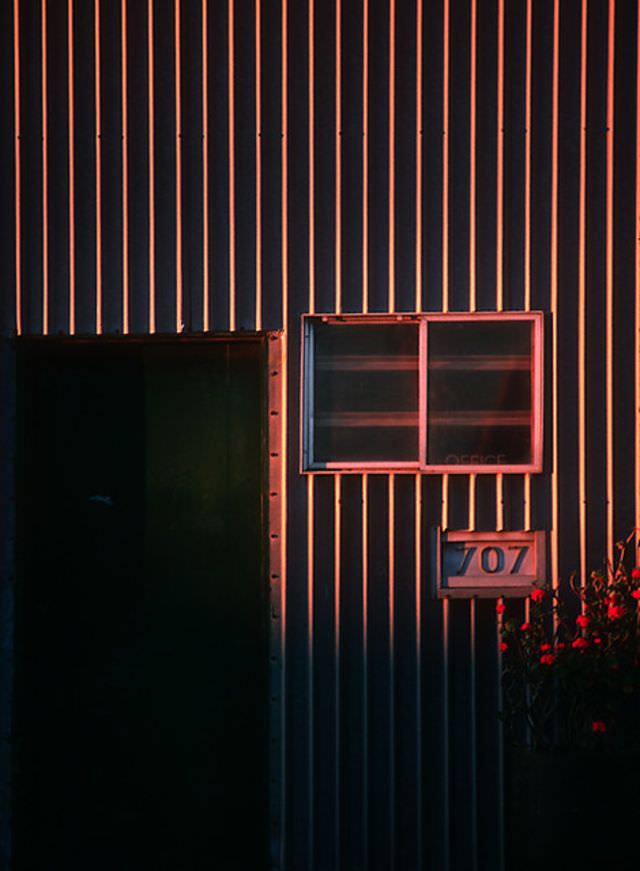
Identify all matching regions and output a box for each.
[432,529,546,598]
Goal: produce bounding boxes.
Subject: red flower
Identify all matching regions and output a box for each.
[540,653,556,666]
[632,567,640,581]
[593,637,602,645]
[496,602,506,615]
[604,596,611,606]
[632,589,640,601]
[530,588,545,603]
[572,637,589,651]
[576,614,590,628]
[557,642,565,650]
[607,604,626,620]
[540,643,552,652]
[592,720,607,734]
[520,622,532,632]
[499,642,508,652]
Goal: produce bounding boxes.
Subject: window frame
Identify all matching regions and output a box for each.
[301,311,544,474]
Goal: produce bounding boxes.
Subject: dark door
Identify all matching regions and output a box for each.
[14,339,268,871]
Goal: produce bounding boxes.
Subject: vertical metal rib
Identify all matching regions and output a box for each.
[335,0,342,314]
[42,0,49,334]
[255,0,262,329]
[415,0,423,314]
[550,0,560,588]
[388,0,395,314]
[175,0,183,332]
[67,0,75,333]
[202,0,209,331]
[228,0,236,331]
[414,474,423,871]
[362,0,368,313]
[605,0,615,566]
[334,474,341,870]
[95,0,102,334]
[469,0,477,312]
[308,0,315,314]
[147,0,155,332]
[442,595,450,871]
[579,0,588,584]
[524,0,532,532]
[388,473,396,868]
[636,0,640,557]
[14,0,21,334]
[470,596,478,871]
[496,599,505,871]
[307,474,315,871]
[496,0,505,534]
[362,473,369,869]
[442,0,449,315]
[122,0,129,333]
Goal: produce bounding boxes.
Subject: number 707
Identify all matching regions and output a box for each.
[454,545,529,576]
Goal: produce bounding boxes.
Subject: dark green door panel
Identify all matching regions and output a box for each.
[14,340,267,871]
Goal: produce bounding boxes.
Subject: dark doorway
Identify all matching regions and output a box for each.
[14,339,268,871]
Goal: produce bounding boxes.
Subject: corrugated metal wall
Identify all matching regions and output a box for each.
[2,1,640,869]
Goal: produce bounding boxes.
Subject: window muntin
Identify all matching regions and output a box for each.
[302,312,543,473]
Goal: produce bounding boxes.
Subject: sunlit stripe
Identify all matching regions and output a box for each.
[578,0,587,585]
[122,0,129,333]
[228,0,236,331]
[175,0,183,332]
[636,0,640,555]
[550,0,559,588]
[469,596,478,869]
[469,475,476,530]
[67,0,75,333]
[361,473,369,866]
[280,5,288,858]
[414,473,423,869]
[307,473,315,869]
[605,0,615,566]
[335,0,342,314]
[202,0,209,331]
[334,474,341,869]
[469,0,476,311]
[524,0,532,311]
[496,0,504,311]
[388,473,395,862]
[95,0,102,334]
[255,0,262,328]
[279,339,288,871]
[281,0,288,329]
[42,0,48,334]
[308,0,315,313]
[442,0,449,314]
[496,474,504,531]
[415,0,422,312]
[388,0,395,312]
[148,0,155,332]
[14,0,21,334]
[362,0,369,313]
[524,0,532,534]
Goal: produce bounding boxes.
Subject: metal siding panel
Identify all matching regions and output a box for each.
[476,0,498,313]
[72,0,97,335]
[613,0,638,542]
[504,0,526,312]
[585,0,608,569]
[448,0,470,313]
[152,0,177,334]
[366,0,389,314]
[234,0,257,331]
[341,0,364,315]
[206,1,231,331]
[125,0,150,334]
[422,0,444,313]
[100,0,124,334]
[394,0,417,314]
[259,0,282,331]
[1,2,16,337]
[179,0,204,333]
[45,0,70,335]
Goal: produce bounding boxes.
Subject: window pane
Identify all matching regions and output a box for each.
[426,320,533,466]
[312,322,419,464]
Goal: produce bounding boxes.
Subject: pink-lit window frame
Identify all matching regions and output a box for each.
[301,311,544,474]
